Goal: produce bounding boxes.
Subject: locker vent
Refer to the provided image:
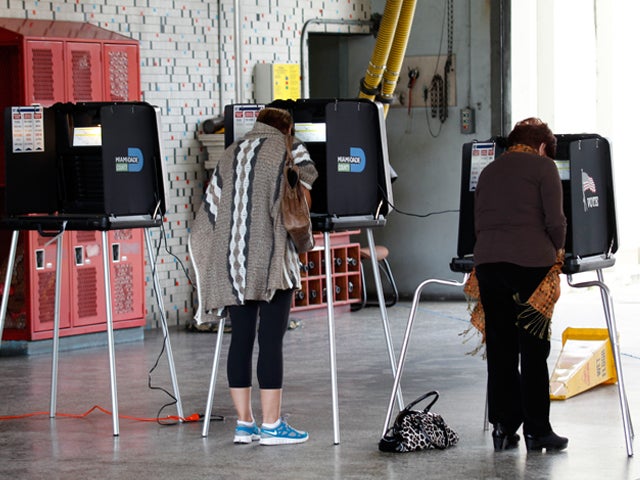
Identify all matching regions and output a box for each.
[38,271,56,325]
[31,49,55,102]
[76,267,98,318]
[108,50,129,101]
[71,50,93,101]
[113,263,134,315]
[77,231,98,243]
[113,229,133,241]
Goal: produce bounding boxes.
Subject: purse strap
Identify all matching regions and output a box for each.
[284,133,294,168]
[404,390,439,413]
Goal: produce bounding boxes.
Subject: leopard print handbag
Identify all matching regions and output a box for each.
[379,391,459,453]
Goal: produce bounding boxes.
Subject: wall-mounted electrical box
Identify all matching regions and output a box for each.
[460,107,476,134]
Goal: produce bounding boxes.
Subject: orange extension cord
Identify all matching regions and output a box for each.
[0,405,202,424]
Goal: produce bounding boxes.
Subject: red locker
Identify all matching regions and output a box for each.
[0,18,147,341]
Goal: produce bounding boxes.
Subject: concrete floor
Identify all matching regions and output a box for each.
[0,278,639,480]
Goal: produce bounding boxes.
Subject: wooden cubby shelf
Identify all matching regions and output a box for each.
[292,231,362,312]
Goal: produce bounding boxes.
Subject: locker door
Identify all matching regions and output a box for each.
[65,42,103,102]
[109,229,145,322]
[25,41,65,106]
[68,230,107,328]
[28,231,72,336]
[104,43,140,101]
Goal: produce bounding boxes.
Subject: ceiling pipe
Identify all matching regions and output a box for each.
[233,0,243,102]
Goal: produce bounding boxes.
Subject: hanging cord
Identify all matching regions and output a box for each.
[424,0,452,137]
[379,185,458,219]
[146,220,223,424]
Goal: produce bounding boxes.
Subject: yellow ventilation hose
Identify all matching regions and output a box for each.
[380,0,417,116]
[358,0,404,102]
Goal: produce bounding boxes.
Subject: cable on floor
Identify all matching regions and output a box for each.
[0,405,224,424]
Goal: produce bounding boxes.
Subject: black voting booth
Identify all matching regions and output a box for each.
[452,134,618,274]
[3,102,168,227]
[0,102,182,436]
[202,99,400,444]
[222,99,394,228]
[383,134,633,456]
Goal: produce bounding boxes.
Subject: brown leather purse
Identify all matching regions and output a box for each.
[281,135,314,253]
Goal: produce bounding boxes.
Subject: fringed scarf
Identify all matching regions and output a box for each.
[462,250,565,354]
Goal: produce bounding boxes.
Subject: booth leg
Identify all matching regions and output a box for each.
[324,232,341,445]
[101,231,120,436]
[49,232,64,418]
[202,317,226,437]
[365,228,403,411]
[567,270,634,456]
[381,275,469,437]
[0,231,20,350]
[144,229,184,421]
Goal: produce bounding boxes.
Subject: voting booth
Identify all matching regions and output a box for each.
[452,134,618,274]
[1,101,181,436]
[223,99,394,231]
[4,102,168,227]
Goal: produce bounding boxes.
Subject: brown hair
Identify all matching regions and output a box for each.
[256,107,293,135]
[507,117,557,158]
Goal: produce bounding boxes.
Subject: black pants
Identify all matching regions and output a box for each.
[226,289,293,389]
[475,262,552,436]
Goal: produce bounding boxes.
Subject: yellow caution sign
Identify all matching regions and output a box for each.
[549,328,617,400]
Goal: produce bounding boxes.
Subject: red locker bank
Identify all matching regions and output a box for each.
[0,18,146,341]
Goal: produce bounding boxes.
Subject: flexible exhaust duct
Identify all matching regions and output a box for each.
[379,0,418,115]
[358,0,404,102]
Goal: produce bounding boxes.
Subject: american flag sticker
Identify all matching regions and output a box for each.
[581,169,599,211]
[582,170,597,194]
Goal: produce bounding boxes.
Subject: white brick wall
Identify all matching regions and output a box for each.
[3,0,372,327]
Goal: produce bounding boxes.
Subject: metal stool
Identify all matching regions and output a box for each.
[357,245,398,308]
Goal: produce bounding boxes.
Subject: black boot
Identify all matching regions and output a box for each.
[492,424,520,451]
[524,431,568,451]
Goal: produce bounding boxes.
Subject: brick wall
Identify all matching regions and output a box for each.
[3,0,371,327]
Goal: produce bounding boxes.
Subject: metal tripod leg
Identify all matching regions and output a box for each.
[567,269,634,457]
[100,231,120,436]
[144,229,184,421]
[0,231,20,351]
[202,317,226,437]
[49,231,65,418]
[324,231,341,445]
[365,228,404,412]
[381,274,469,437]
[326,229,406,444]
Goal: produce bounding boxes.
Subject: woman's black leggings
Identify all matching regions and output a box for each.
[226,289,293,389]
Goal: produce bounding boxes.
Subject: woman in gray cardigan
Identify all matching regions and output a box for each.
[190,107,317,445]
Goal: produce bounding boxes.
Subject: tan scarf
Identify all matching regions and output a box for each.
[463,250,564,347]
[507,143,539,155]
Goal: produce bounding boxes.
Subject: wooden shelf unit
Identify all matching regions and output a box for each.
[292,231,362,312]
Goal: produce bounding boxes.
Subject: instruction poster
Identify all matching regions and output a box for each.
[11,105,45,153]
[469,142,495,191]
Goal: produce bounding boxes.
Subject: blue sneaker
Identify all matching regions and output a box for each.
[233,422,261,444]
[260,419,309,445]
